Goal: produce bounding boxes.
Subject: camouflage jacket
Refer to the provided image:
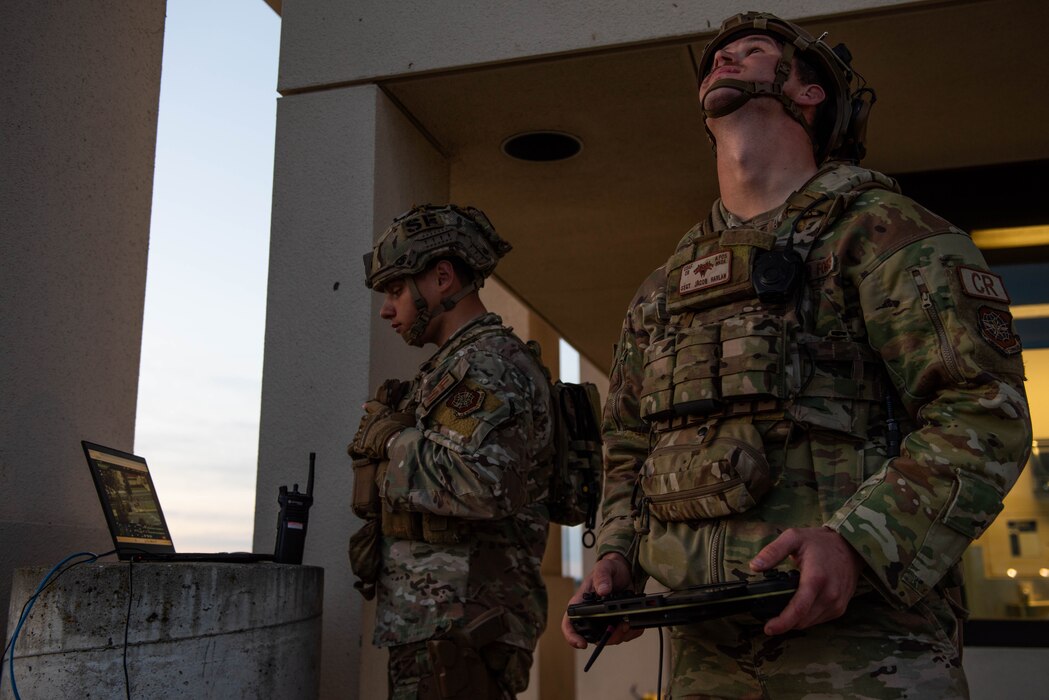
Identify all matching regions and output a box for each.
[598,162,1032,608]
[374,312,554,648]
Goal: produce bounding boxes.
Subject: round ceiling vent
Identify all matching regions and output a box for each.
[501,131,582,162]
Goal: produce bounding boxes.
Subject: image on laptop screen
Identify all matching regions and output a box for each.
[82,441,175,558]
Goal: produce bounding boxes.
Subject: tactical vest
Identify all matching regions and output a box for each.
[638,163,898,523]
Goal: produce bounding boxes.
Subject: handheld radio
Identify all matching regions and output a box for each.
[274,452,316,564]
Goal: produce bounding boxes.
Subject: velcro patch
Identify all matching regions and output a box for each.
[958,267,1011,304]
[422,373,458,410]
[807,254,838,280]
[446,385,485,418]
[977,306,1021,356]
[679,251,732,295]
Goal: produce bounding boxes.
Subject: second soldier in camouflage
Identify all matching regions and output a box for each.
[351,205,554,699]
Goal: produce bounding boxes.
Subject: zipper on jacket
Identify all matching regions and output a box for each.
[909,268,964,383]
[709,519,725,584]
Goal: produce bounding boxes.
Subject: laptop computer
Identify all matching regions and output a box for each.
[82,440,272,563]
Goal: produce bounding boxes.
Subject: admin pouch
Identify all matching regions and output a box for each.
[641,417,772,522]
[527,341,603,544]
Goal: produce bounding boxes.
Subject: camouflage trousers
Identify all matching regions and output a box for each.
[387,639,532,700]
[666,590,968,699]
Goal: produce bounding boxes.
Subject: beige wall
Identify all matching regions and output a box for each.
[0,0,165,639]
[276,0,918,90]
[252,84,449,698]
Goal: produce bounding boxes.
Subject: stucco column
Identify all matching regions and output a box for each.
[0,0,165,639]
[254,84,448,697]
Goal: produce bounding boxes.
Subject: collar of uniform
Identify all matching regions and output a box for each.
[717,199,789,232]
[419,312,505,372]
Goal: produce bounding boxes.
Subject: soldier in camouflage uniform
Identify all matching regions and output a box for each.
[350,204,554,699]
[562,11,1032,699]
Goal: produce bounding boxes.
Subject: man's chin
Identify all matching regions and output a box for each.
[701,86,744,112]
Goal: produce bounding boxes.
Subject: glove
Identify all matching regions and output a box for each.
[348,410,415,460]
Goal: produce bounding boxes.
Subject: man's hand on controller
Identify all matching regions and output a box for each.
[561,552,643,649]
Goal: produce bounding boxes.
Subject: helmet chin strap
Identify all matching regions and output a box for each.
[400,275,482,347]
[701,42,816,152]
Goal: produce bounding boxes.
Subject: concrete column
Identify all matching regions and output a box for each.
[253,84,448,698]
[3,562,321,699]
[0,1,165,638]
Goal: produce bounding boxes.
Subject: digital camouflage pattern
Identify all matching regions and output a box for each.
[373,313,554,671]
[597,161,1031,695]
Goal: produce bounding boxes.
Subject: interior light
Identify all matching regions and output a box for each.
[502,131,582,162]
[1010,304,1049,320]
[1040,568,1049,578]
[971,225,1049,250]
[1007,568,1018,578]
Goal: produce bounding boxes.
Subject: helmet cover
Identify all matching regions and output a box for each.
[363,204,511,291]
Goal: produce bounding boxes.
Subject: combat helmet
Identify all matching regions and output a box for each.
[697,11,875,163]
[363,204,511,345]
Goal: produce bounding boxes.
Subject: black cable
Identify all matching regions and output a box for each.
[123,557,133,699]
[657,626,665,699]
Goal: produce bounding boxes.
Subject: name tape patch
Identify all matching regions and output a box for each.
[959,267,1011,304]
[679,251,732,295]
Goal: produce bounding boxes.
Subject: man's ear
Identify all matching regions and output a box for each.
[433,259,457,292]
[795,82,826,107]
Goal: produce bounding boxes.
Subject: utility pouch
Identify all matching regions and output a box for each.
[671,324,722,415]
[639,335,677,422]
[348,519,381,600]
[351,458,381,519]
[382,510,423,540]
[422,514,464,544]
[720,311,787,400]
[641,419,772,521]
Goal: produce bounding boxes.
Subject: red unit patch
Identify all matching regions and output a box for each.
[446,385,485,418]
[977,306,1021,355]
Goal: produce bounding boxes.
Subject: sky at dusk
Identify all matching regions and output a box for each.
[135,0,280,552]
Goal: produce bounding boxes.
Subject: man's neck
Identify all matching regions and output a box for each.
[430,294,487,347]
[710,110,819,221]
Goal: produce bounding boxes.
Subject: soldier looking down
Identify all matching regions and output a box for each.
[349,204,554,699]
[562,11,1031,698]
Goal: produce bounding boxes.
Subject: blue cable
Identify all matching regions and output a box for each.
[4,551,102,700]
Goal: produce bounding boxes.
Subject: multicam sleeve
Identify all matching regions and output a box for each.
[827,226,1032,608]
[596,269,667,559]
[380,350,550,520]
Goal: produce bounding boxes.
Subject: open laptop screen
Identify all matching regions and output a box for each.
[82,440,176,559]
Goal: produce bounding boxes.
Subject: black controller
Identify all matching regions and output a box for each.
[568,570,800,669]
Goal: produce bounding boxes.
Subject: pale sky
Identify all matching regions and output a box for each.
[135,0,280,552]
[135,1,584,555]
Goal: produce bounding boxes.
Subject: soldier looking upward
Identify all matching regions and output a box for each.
[563,11,1032,698]
[349,204,554,699]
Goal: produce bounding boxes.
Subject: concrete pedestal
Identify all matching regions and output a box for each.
[2,562,322,699]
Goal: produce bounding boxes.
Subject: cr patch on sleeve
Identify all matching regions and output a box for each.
[958,266,1011,304]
